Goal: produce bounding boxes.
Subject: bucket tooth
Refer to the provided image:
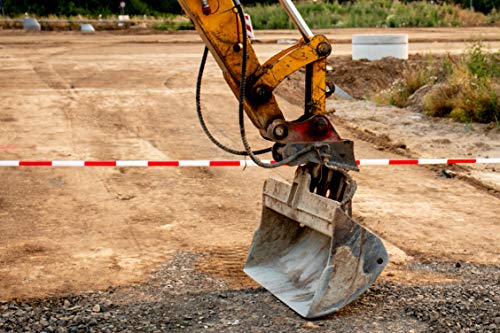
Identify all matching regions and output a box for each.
[244,166,388,318]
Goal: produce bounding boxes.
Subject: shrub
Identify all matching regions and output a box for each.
[423,83,460,118]
[465,42,500,79]
[373,59,438,107]
[421,44,498,123]
[373,43,499,124]
[486,9,500,25]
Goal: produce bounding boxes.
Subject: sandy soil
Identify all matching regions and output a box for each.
[0,29,498,304]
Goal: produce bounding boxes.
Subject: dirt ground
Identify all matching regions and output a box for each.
[0,28,499,331]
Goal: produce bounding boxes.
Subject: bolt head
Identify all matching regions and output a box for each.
[233,43,243,52]
[273,124,288,140]
[253,85,272,103]
[313,116,329,135]
[317,42,332,57]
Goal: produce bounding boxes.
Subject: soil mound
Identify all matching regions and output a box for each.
[277,55,427,103]
[327,57,408,99]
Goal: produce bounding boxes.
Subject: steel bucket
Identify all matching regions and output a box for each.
[244,166,388,318]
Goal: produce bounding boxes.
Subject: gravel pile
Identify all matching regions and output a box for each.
[1,252,498,332]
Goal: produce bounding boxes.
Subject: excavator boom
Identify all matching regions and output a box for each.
[178,0,388,318]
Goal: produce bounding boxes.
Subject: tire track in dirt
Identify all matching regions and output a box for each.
[31,61,71,90]
[29,49,82,159]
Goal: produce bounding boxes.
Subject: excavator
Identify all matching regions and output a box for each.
[178,0,388,318]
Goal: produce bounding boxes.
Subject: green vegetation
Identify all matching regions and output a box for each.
[152,16,192,30]
[246,0,495,29]
[486,8,500,25]
[1,1,498,29]
[374,66,435,108]
[374,43,500,124]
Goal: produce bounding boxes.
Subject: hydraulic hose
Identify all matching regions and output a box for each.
[196,47,272,156]
[233,0,313,168]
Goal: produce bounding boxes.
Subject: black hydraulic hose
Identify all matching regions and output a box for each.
[196,47,272,156]
[233,0,313,168]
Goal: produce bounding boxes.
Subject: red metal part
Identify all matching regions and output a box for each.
[285,115,341,143]
[201,0,211,15]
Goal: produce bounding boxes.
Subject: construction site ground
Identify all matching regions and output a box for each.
[0,28,499,332]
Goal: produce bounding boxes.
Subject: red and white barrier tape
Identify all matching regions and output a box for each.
[0,158,498,167]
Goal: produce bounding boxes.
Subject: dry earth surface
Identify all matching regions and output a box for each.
[0,28,499,332]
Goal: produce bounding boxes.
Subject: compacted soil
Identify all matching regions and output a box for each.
[0,28,498,332]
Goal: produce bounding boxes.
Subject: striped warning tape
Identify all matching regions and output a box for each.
[0,158,498,167]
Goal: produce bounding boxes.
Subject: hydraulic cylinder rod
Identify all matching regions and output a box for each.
[278,0,313,41]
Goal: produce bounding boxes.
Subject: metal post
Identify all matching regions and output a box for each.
[278,0,313,41]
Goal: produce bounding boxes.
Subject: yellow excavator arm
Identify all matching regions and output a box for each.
[177,0,388,319]
[178,0,359,170]
[179,0,329,131]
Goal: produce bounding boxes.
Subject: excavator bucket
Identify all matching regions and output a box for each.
[244,166,388,318]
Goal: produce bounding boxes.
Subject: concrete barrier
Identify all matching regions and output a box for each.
[352,34,408,60]
[80,23,95,32]
[23,17,41,31]
[118,15,130,27]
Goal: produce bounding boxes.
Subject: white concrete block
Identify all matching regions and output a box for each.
[352,34,408,60]
[80,23,95,32]
[23,18,41,31]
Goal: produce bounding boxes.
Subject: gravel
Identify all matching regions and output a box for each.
[1,252,498,332]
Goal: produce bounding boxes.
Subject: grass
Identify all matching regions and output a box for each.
[245,0,495,29]
[374,43,500,124]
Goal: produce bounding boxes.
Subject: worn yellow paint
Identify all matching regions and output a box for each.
[178,0,330,137]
